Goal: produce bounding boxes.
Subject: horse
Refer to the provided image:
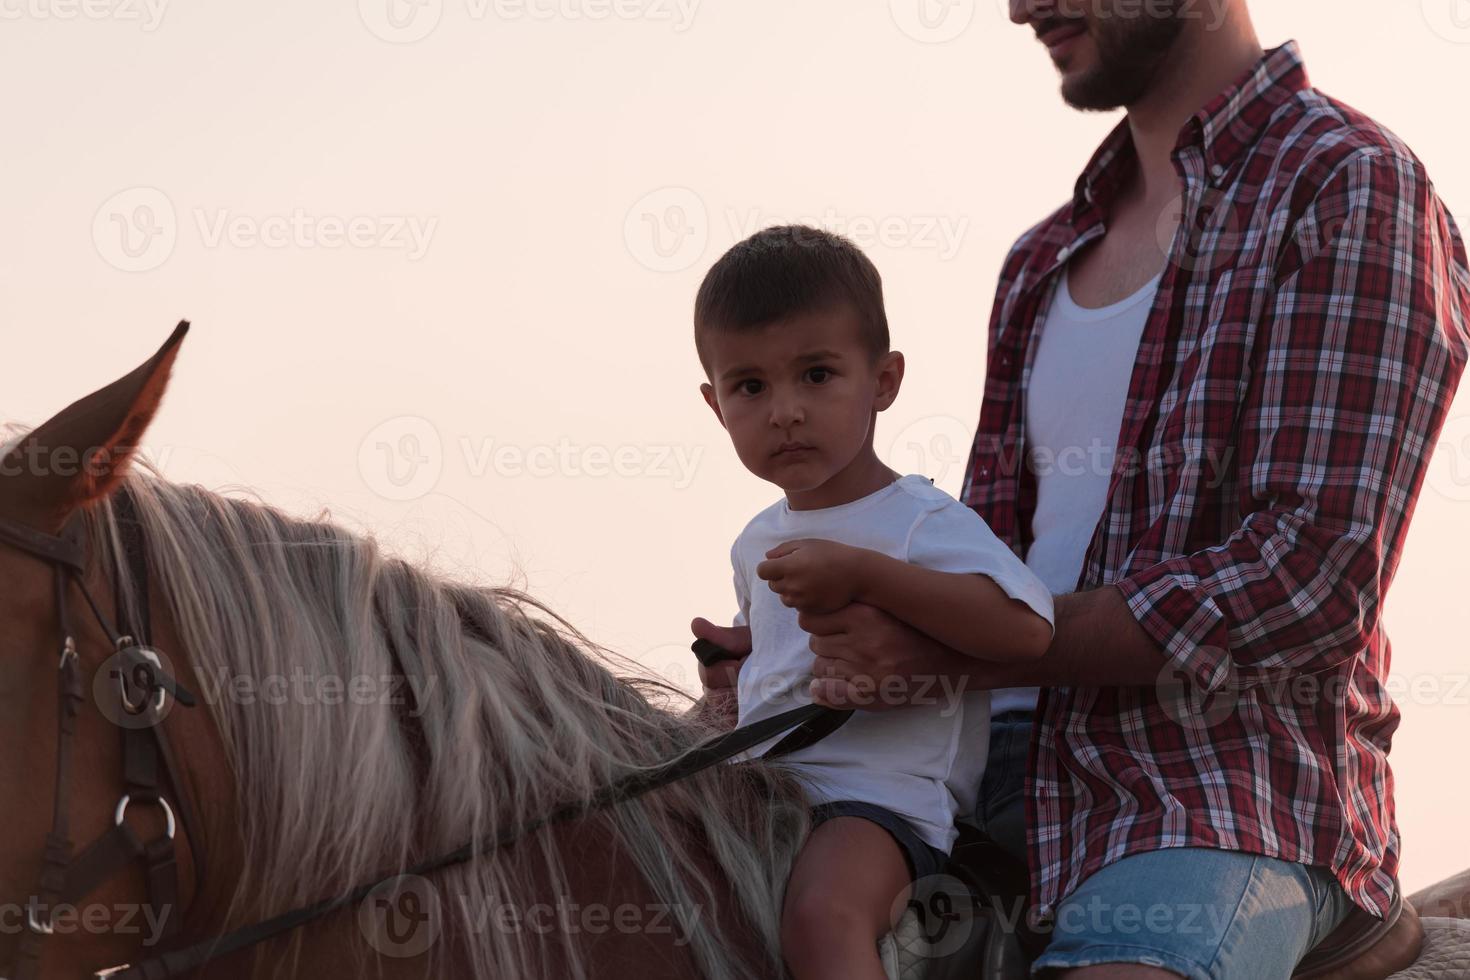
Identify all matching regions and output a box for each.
[3,324,1470,979]
[0,323,811,978]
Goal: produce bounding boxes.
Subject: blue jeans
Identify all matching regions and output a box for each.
[1031,847,1355,978]
[963,709,1032,865]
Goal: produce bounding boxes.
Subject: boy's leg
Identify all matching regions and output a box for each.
[781,815,913,980]
[1031,846,1355,979]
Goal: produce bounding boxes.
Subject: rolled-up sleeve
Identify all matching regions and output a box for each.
[1115,149,1470,694]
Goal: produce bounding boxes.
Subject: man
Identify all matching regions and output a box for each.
[693,0,1470,975]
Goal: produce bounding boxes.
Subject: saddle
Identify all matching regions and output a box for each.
[882,827,1426,980]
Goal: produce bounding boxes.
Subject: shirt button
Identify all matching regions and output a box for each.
[978,467,989,478]
[1210,163,1227,181]
[1057,245,1072,262]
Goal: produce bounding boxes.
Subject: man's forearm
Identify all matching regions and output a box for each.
[946,586,1170,689]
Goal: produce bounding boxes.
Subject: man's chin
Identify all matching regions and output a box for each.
[1060,69,1134,112]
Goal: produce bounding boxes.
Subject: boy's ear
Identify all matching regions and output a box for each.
[700,383,727,429]
[873,351,904,412]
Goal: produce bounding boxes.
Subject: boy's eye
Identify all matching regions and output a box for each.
[806,367,833,384]
[736,379,763,396]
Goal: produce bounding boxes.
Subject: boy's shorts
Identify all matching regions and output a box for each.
[809,800,949,882]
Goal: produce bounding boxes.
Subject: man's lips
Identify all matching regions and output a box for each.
[1037,19,1087,49]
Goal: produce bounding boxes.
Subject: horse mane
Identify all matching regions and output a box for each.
[83,467,808,979]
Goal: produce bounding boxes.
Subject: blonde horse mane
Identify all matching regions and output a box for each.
[81,466,808,979]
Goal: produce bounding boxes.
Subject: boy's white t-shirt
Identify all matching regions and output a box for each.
[728,473,1055,852]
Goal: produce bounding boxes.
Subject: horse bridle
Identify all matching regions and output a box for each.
[1,489,844,980]
[0,490,199,980]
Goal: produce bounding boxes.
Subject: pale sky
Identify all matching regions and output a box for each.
[3,0,1467,893]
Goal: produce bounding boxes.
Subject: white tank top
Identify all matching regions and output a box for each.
[990,266,1160,716]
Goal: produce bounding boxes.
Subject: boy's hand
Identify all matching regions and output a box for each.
[688,616,751,731]
[756,538,870,615]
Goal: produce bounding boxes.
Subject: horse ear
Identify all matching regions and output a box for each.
[0,321,190,530]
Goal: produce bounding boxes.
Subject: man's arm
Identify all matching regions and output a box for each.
[803,586,1170,708]
[1113,149,1469,698]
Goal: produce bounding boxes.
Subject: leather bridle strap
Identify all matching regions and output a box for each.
[0,506,196,980]
[94,698,838,979]
[5,516,94,980]
[0,517,87,577]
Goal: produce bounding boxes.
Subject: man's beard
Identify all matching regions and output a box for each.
[1061,3,1188,111]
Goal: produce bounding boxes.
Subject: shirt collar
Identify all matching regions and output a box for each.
[1072,40,1313,215]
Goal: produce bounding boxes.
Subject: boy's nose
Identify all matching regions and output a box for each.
[768,393,804,427]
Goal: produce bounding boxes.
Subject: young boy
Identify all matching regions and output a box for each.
[694,225,1056,979]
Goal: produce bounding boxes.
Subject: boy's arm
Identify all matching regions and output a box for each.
[852,550,1053,663]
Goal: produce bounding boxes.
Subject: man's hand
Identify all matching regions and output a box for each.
[688,616,752,730]
[802,602,991,711]
[756,538,871,614]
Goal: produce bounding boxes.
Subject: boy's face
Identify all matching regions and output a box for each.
[699,304,902,496]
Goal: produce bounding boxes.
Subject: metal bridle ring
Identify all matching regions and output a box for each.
[114,793,176,841]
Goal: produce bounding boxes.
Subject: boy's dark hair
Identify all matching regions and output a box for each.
[694,225,889,377]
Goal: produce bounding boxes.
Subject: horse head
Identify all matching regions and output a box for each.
[0,325,807,979]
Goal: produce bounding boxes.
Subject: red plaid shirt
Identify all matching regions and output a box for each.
[960,40,1470,921]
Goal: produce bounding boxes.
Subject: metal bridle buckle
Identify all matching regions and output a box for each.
[115,638,167,716]
[26,902,55,936]
[115,793,176,841]
[58,634,78,669]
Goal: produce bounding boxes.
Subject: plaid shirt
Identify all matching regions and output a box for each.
[960,41,1470,921]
